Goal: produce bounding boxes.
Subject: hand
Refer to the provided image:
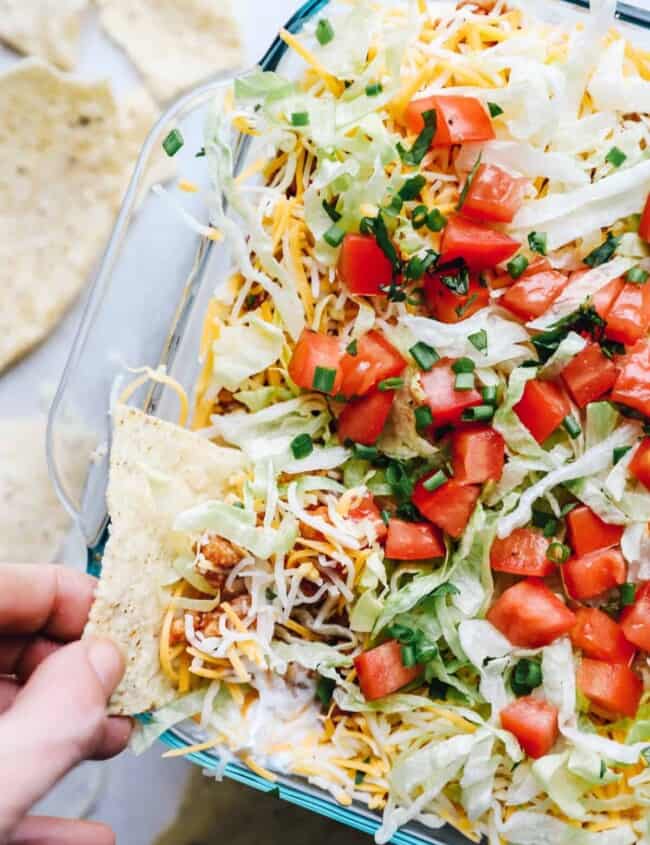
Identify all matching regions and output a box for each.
[0,564,132,845]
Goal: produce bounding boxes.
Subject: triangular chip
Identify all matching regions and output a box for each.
[0,0,87,69]
[96,0,243,102]
[84,405,248,715]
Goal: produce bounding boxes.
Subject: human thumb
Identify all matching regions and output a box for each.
[0,638,124,838]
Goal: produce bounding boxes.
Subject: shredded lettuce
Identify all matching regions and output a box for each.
[404,310,530,369]
[174,502,297,559]
[349,590,383,633]
[209,313,284,394]
[130,690,209,754]
[498,809,636,845]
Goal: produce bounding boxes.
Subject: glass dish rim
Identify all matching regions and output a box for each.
[47,1,650,843]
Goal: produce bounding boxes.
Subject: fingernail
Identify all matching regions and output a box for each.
[85,637,124,695]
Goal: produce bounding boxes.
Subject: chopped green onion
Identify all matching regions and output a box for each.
[410,341,439,371]
[359,216,375,236]
[312,366,337,392]
[291,111,309,126]
[405,249,438,281]
[626,266,649,284]
[547,542,571,564]
[397,108,436,167]
[532,508,556,532]
[372,212,401,271]
[353,443,379,461]
[381,509,391,526]
[482,385,497,405]
[384,194,403,217]
[400,644,417,667]
[386,460,414,500]
[162,128,184,157]
[423,469,448,492]
[290,433,314,460]
[584,232,620,268]
[345,339,358,356]
[315,675,335,706]
[323,222,346,248]
[415,642,438,663]
[387,623,416,643]
[468,330,488,353]
[426,208,447,232]
[488,101,504,117]
[414,405,433,431]
[411,205,428,229]
[316,18,335,45]
[378,377,404,391]
[355,770,366,785]
[620,582,636,606]
[322,199,341,222]
[399,174,426,201]
[455,292,478,318]
[195,147,206,158]
[456,153,482,211]
[365,82,383,96]
[452,357,475,374]
[560,502,578,517]
[605,146,627,167]
[528,231,547,255]
[613,444,632,465]
[511,658,543,696]
[507,254,529,279]
[454,372,475,391]
[461,404,494,422]
[563,415,582,439]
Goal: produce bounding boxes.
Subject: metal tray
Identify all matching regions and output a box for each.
[47,2,650,842]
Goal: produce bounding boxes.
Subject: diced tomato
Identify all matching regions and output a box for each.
[337,389,395,446]
[385,519,445,560]
[592,275,625,321]
[501,270,569,322]
[490,528,554,577]
[621,582,650,652]
[338,234,393,295]
[566,505,623,557]
[489,257,553,290]
[500,697,559,759]
[577,659,642,718]
[349,494,387,542]
[487,579,576,648]
[404,95,495,146]
[513,379,570,444]
[354,640,422,701]
[563,547,626,601]
[460,164,526,224]
[412,477,480,539]
[288,329,343,395]
[570,607,636,664]
[419,359,482,427]
[611,338,650,419]
[452,425,505,484]
[439,215,519,271]
[423,272,489,323]
[605,282,650,347]
[629,437,650,489]
[639,193,650,242]
[338,331,406,398]
[561,343,618,408]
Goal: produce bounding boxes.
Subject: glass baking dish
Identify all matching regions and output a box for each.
[47,2,650,842]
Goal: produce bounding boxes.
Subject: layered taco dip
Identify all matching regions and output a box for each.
[87,1,650,842]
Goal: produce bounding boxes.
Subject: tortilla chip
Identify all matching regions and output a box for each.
[96,0,243,102]
[0,62,170,373]
[0,0,88,70]
[84,405,248,716]
[0,417,89,564]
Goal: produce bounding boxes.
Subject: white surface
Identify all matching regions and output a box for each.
[0,2,297,844]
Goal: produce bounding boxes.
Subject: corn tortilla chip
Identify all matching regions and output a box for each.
[84,405,248,715]
[0,61,170,373]
[0,417,90,564]
[96,0,243,102]
[0,0,88,70]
